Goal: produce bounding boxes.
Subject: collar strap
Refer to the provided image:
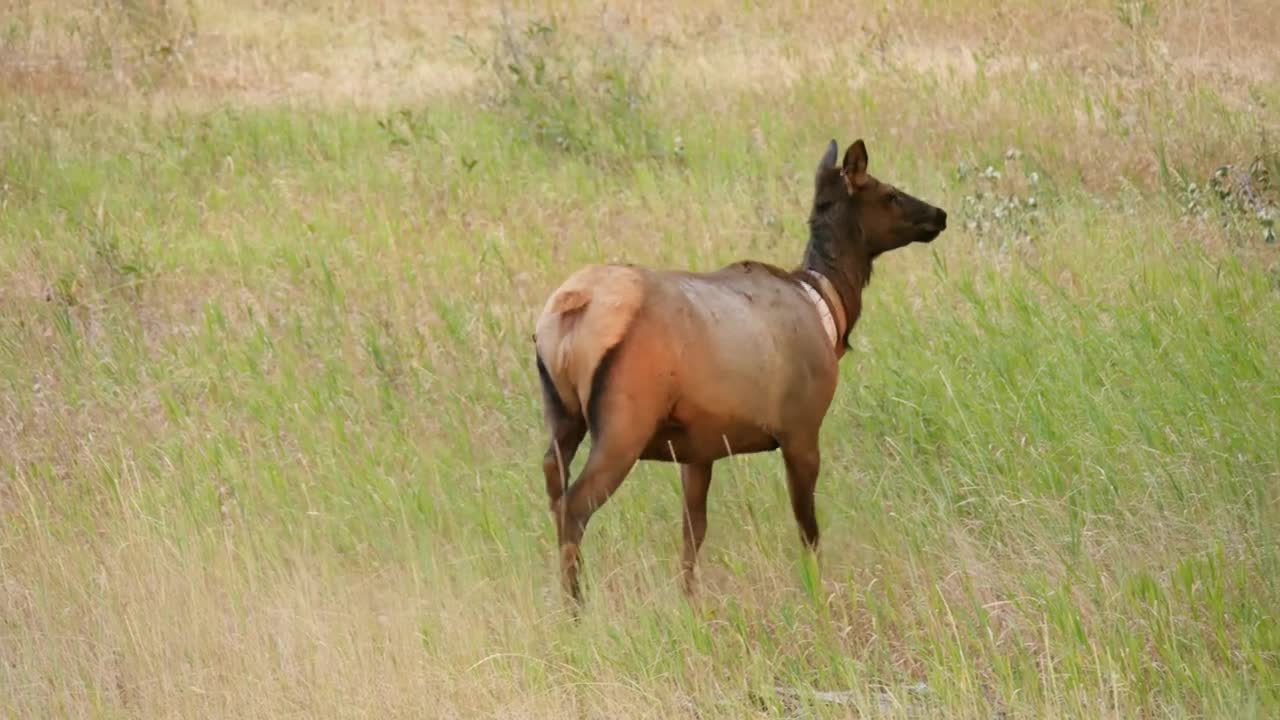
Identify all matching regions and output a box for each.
[800,270,847,354]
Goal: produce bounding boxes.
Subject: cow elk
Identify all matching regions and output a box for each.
[533,137,948,604]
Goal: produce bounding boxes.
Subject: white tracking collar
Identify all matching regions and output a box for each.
[800,273,838,348]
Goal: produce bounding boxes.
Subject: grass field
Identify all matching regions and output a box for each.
[3,1,1279,717]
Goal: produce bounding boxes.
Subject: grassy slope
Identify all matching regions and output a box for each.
[3,1,1279,717]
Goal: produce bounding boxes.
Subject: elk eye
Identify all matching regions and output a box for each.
[815,200,833,213]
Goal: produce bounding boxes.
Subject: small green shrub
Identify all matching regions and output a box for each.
[457,9,665,166]
[956,148,1046,249]
[1181,151,1278,246]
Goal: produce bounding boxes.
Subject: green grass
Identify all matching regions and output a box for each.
[2,1,1279,717]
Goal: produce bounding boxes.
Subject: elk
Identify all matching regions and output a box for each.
[533,138,947,603]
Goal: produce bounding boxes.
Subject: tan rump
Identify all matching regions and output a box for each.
[534,264,646,417]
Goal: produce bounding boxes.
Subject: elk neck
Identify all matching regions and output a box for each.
[798,219,871,351]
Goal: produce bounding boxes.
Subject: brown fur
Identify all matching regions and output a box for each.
[534,138,948,605]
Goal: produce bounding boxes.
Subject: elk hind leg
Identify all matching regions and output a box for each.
[542,418,586,511]
[680,461,713,597]
[556,351,665,604]
[537,353,586,510]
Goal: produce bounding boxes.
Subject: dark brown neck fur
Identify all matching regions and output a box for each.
[797,219,871,350]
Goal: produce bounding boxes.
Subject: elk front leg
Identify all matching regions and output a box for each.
[781,441,821,551]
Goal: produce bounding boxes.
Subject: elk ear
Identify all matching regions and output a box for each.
[817,139,838,174]
[841,139,869,192]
